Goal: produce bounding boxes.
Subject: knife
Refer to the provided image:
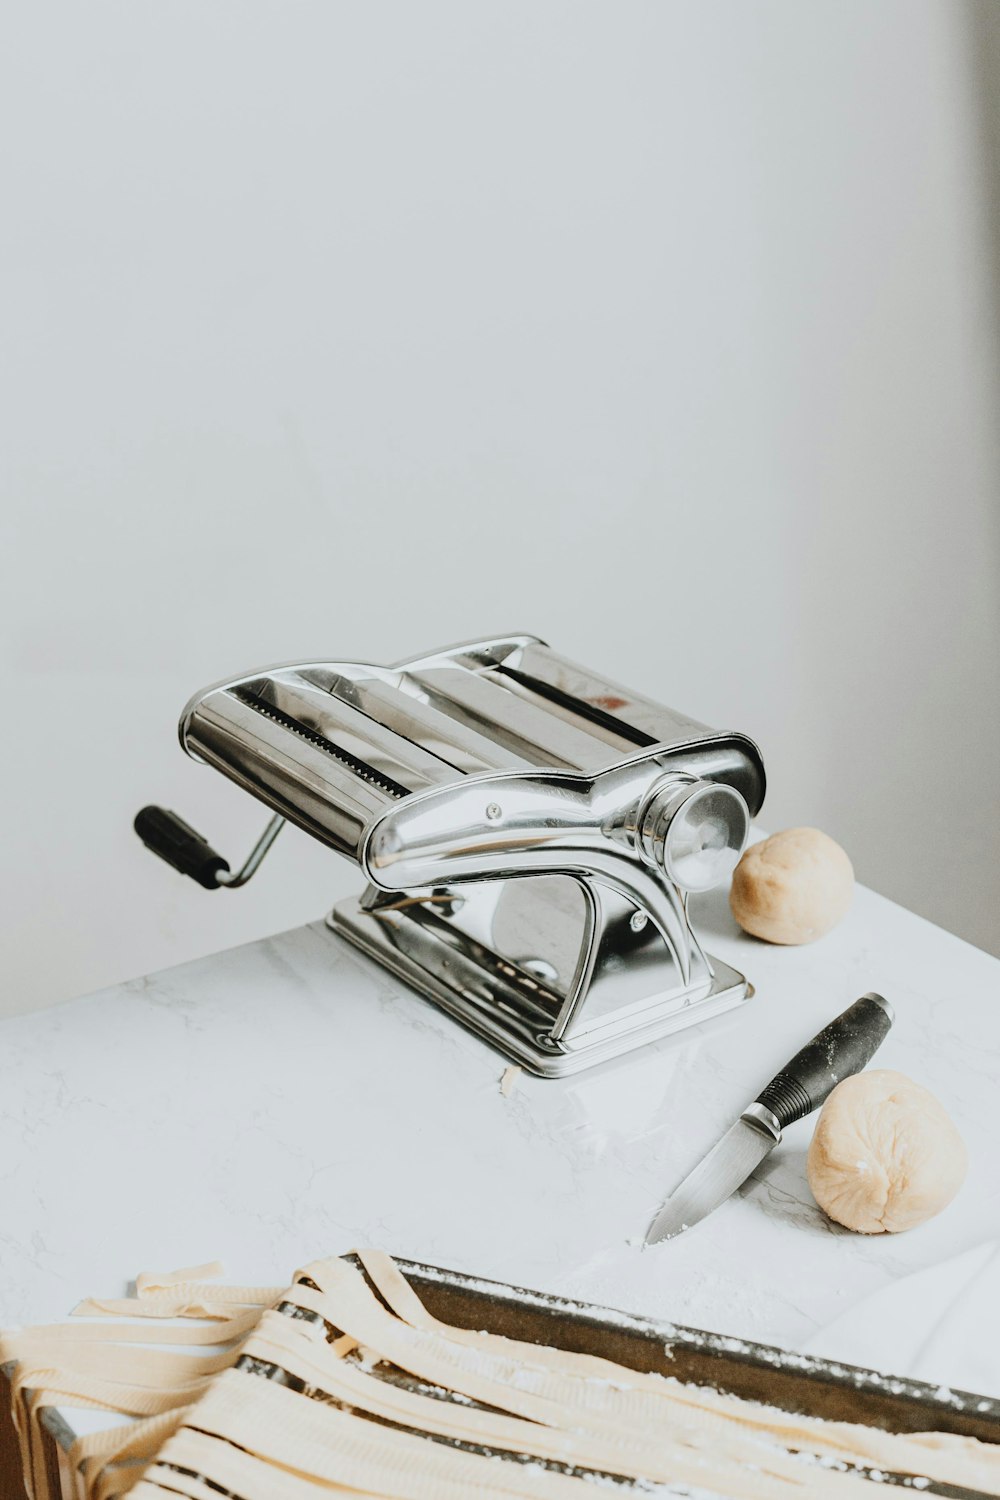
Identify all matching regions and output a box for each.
[645,991,894,1245]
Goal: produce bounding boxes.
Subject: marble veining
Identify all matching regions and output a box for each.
[1,879,998,1446]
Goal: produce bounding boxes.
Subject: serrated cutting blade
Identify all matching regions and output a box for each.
[644,1116,776,1245]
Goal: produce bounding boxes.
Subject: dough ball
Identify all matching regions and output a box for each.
[807,1070,967,1234]
[729,827,853,944]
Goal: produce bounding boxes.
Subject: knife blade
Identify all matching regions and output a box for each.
[645,991,894,1245]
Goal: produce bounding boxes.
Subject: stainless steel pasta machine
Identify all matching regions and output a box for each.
[135,635,765,1075]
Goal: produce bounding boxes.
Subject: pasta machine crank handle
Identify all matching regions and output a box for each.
[134,806,285,890]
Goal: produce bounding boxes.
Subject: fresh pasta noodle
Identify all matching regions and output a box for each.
[2,1253,999,1500]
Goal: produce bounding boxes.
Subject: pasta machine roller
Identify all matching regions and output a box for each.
[135,635,766,1076]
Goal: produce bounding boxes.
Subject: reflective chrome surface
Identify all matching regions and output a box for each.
[178,635,766,1073]
[215,814,286,889]
[331,881,751,1076]
[638,776,749,894]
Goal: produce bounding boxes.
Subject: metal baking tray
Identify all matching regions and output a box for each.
[337,1256,1000,1496]
[8,1257,1000,1499]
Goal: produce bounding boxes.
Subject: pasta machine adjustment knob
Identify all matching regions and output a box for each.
[637,776,749,894]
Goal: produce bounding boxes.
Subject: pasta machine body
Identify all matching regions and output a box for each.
[135,635,766,1076]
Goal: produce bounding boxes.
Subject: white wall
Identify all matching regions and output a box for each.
[3,0,998,1018]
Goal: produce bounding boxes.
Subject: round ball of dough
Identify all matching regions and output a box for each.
[807,1069,967,1234]
[729,827,853,944]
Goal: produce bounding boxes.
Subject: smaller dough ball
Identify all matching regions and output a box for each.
[730,827,853,944]
[807,1070,967,1234]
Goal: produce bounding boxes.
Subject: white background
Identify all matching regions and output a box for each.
[2,0,999,1018]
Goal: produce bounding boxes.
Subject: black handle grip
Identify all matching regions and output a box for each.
[755,992,893,1131]
[134,806,230,890]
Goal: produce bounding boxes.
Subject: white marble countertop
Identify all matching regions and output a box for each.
[1,877,998,1423]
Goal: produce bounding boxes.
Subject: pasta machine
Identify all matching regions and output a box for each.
[135,635,766,1076]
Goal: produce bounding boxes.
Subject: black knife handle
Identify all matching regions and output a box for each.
[134,806,230,890]
[754,992,893,1131]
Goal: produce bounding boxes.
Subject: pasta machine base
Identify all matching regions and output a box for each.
[329,874,751,1076]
